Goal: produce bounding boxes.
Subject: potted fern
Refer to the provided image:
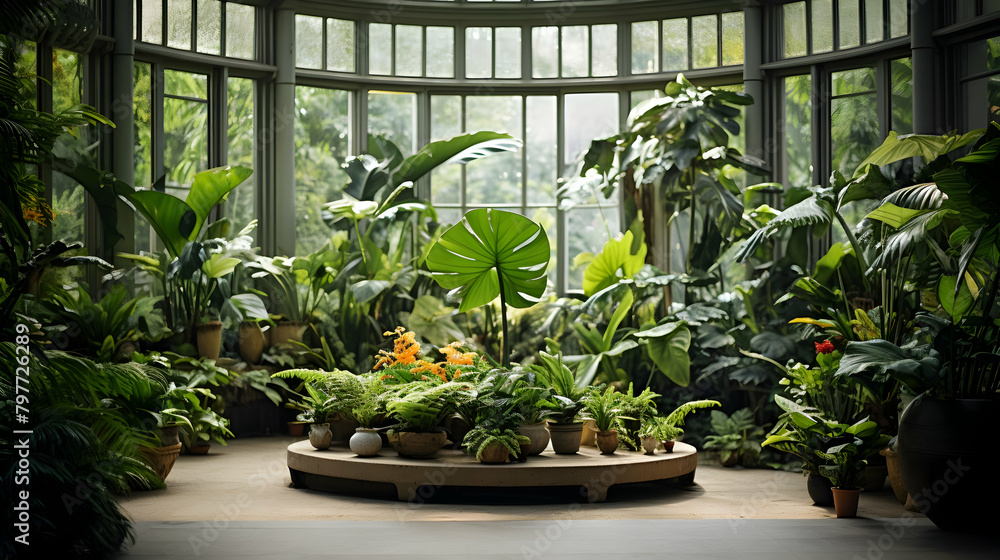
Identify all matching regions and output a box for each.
[349,400,382,457]
[273,369,364,450]
[385,382,474,458]
[639,399,720,454]
[464,395,530,464]
[582,386,626,454]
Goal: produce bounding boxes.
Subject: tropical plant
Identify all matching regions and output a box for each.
[639,399,720,441]
[530,346,594,423]
[272,369,364,423]
[385,381,475,433]
[426,208,550,368]
[582,385,627,432]
[703,408,767,466]
[463,427,530,462]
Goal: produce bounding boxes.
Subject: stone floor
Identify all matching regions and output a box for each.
[114,437,1000,559]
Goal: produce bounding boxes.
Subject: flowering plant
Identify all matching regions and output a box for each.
[373,327,491,383]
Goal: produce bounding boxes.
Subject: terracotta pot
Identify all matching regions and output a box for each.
[309,423,333,450]
[188,443,211,455]
[387,430,448,458]
[330,414,360,443]
[195,321,223,360]
[660,440,676,453]
[478,442,510,464]
[595,429,619,454]
[287,421,307,437]
[832,487,861,518]
[548,422,583,454]
[807,473,834,506]
[238,322,265,364]
[350,428,383,457]
[141,443,182,481]
[641,436,658,454]
[580,419,597,447]
[270,321,306,345]
[518,423,550,455]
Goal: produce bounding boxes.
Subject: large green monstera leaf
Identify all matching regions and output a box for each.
[426,209,550,312]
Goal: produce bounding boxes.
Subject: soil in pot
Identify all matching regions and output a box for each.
[350,428,382,457]
[478,443,510,464]
[518,423,550,456]
[387,430,448,458]
[595,430,619,454]
[195,321,223,360]
[309,423,333,450]
[807,473,834,506]
[832,487,861,518]
[238,322,265,364]
[548,422,583,454]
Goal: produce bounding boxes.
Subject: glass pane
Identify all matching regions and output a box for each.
[692,15,718,68]
[141,0,163,44]
[721,12,743,66]
[529,207,558,286]
[591,24,617,77]
[889,0,908,38]
[167,0,192,50]
[226,77,256,236]
[295,87,351,255]
[368,91,417,156]
[890,58,913,134]
[51,49,85,245]
[812,0,833,54]
[368,23,392,75]
[466,27,493,79]
[832,67,875,96]
[839,0,861,49]
[526,96,557,205]
[465,96,523,205]
[561,26,588,78]
[226,2,254,59]
[630,89,658,108]
[564,92,619,200]
[784,2,807,58]
[436,207,463,228]
[295,15,323,69]
[783,75,812,189]
[430,96,462,205]
[865,0,884,44]
[495,27,521,78]
[395,25,423,77]
[134,62,153,252]
[567,208,619,290]
[327,19,355,72]
[196,0,220,55]
[832,90,879,178]
[165,68,207,98]
[532,26,559,78]
[426,27,454,78]
[662,18,687,71]
[631,20,658,74]
[163,90,209,198]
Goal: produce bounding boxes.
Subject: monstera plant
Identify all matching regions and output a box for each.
[426,208,550,367]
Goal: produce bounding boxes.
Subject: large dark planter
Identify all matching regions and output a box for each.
[807,473,834,506]
[897,396,1000,533]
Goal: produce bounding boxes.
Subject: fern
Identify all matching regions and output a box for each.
[463,427,529,462]
[664,399,721,427]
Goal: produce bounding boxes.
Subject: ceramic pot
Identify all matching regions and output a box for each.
[287,421,307,437]
[188,443,210,455]
[387,430,448,458]
[141,443,182,481]
[309,423,333,450]
[157,425,182,446]
[660,440,676,453]
[478,442,510,464]
[832,487,861,518]
[897,396,1000,532]
[580,419,597,447]
[518,423,550,455]
[350,428,382,457]
[807,473,834,506]
[641,436,658,454]
[238,322,265,364]
[195,321,223,360]
[548,422,584,454]
[330,414,360,443]
[595,429,619,454]
[270,321,306,345]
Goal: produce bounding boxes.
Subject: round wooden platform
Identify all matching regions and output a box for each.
[286,439,698,503]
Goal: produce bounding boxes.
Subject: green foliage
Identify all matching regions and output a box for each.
[582,230,647,297]
[463,428,529,462]
[582,385,627,432]
[385,381,476,432]
[703,408,767,467]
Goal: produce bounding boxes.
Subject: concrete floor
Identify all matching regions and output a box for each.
[114,437,1000,559]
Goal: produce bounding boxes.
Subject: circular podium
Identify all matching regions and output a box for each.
[287,440,697,502]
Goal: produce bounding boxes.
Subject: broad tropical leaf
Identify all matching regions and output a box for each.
[635,321,692,386]
[853,129,983,174]
[582,231,647,296]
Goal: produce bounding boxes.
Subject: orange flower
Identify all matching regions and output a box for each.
[412,360,447,382]
[441,341,475,365]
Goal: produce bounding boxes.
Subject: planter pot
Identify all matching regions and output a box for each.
[157,425,182,447]
[478,442,510,464]
[309,423,333,450]
[445,415,472,448]
[660,440,676,453]
[330,415,360,444]
[880,446,910,505]
[580,419,597,447]
[641,436,658,455]
[188,443,211,455]
[195,321,223,360]
[350,428,383,457]
[287,421,307,437]
[832,487,861,518]
[518,423,550,456]
[387,430,448,458]
[270,321,306,345]
[548,422,583,454]
[141,443,183,481]
[595,429,619,454]
[897,396,1000,533]
[238,322,265,364]
[807,473,834,506]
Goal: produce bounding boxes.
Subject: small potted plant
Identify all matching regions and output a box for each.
[615,384,660,451]
[638,399,720,454]
[385,382,474,458]
[511,376,555,456]
[464,392,530,464]
[532,350,592,454]
[167,385,234,455]
[349,400,382,457]
[582,386,626,454]
[814,417,890,517]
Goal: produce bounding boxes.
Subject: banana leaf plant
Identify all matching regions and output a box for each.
[426,208,550,368]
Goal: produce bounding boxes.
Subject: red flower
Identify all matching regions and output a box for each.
[815,340,835,354]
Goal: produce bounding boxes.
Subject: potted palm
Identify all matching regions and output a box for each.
[582,386,626,454]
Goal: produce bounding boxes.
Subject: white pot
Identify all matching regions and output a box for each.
[641,436,658,455]
[309,423,332,450]
[350,428,382,457]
